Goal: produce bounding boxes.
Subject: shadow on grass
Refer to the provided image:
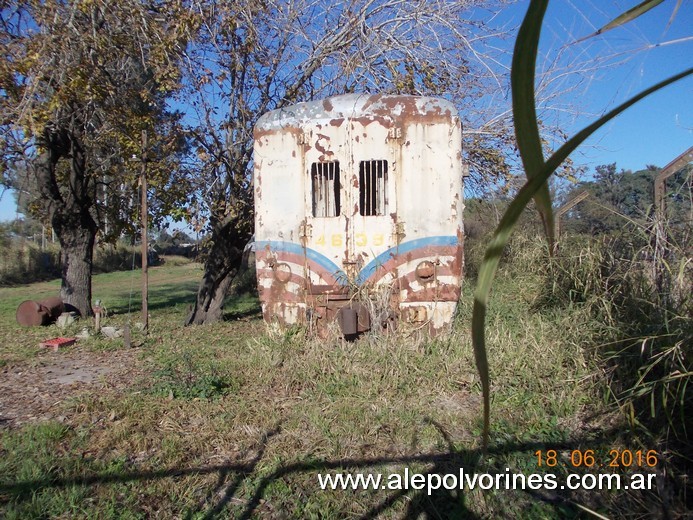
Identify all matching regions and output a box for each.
[105,285,263,324]
[105,281,200,315]
[0,421,639,519]
[222,305,262,322]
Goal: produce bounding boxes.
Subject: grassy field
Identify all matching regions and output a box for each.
[0,251,685,518]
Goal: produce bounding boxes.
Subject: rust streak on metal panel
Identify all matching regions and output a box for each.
[308,284,349,296]
[253,124,302,142]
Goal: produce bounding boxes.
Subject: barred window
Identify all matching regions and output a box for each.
[359,160,388,216]
[311,162,341,217]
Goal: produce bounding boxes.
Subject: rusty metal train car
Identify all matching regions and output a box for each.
[253,93,465,336]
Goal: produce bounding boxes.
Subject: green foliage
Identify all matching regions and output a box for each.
[510,0,555,247]
[0,217,44,239]
[464,197,546,279]
[538,229,692,454]
[0,240,152,286]
[0,0,193,317]
[0,422,146,519]
[0,241,61,285]
[1,257,688,517]
[562,163,692,235]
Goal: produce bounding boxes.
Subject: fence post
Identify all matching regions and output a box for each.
[554,191,590,253]
[140,130,149,333]
[652,147,693,301]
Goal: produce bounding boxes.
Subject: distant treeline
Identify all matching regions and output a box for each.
[561,164,691,234]
[0,223,204,286]
[465,163,692,240]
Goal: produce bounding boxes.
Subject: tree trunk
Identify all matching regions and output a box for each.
[33,129,97,318]
[54,210,97,318]
[185,219,249,325]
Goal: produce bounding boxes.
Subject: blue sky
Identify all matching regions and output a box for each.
[1,0,690,222]
[530,0,691,172]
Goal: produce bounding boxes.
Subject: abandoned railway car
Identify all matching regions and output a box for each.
[253,93,465,335]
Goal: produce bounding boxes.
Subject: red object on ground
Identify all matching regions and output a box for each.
[39,337,77,350]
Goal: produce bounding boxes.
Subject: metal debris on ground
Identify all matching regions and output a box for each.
[15,297,64,326]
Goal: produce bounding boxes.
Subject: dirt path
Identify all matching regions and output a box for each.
[0,346,144,428]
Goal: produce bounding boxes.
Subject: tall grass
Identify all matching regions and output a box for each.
[471,0,693,449]
[0,241,61,285]
[3,247,688,516]
[539,224,692,457]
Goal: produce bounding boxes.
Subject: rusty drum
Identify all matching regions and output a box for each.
[16,296,65,326]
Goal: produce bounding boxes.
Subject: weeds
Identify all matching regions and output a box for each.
[151,348,239,400]
[471,0,692,454]
[540,226,692,449]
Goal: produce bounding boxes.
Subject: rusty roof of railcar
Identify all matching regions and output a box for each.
[255,94,458,133]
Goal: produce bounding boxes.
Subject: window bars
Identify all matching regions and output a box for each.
[359,160,388,216]
[311,161,341,217]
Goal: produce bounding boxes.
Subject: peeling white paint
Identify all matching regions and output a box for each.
[254,94,465,334]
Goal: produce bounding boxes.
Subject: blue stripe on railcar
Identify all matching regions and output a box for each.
[355,236,458,285]
[256,235,458,287]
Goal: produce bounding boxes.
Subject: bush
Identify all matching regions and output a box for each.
[151,348,238,400]
[0,240,159,286]
[539,227,692,459]
[0,241,61,285]
[93,244,155,274]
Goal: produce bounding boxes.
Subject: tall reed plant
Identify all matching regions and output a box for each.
[539,224,692,455]
[471,0,693,448]
[0,241,147,286]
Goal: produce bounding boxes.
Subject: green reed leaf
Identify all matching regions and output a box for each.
[511,0,555,248]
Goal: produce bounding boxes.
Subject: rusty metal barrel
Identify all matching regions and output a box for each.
[16,297,65,326]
